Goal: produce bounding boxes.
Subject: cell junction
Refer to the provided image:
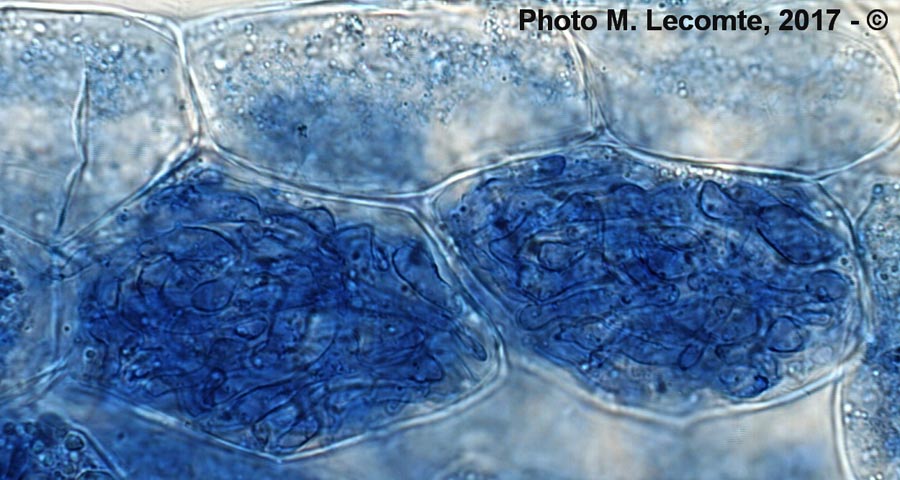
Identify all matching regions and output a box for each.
[0,413,114,479]
[72,167,492,456]
[444,150,861,412]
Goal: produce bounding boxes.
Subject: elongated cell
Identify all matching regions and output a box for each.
[184,4,589,192]
[0,412,116,479]
[65,158,496,457]
[573,2,900,173]
[439,147,861,415]
[841,184,900,480]
[0,9,192,239]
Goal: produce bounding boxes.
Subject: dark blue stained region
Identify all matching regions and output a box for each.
[843,188,900,473]
[0,246,24,379]
[855,346,900,463]
[445,153,856,405]
[0,414,113,479]
[74,169,489,455]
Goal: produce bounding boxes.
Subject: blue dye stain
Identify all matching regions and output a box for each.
[73,168,489,456]
[0,414,113,479]
[0,249,24,378]
[445,152,856,407]
[851,346,900,465]
[842,186,900,474]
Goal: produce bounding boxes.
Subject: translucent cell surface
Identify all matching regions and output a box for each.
[0,9,192,239]
[574,1,900,174]
[639,381,841,480]
[437,146,862,415]
[184,4,590,192]
[60,155,497,458]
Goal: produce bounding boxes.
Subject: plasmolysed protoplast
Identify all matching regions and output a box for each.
[63,157,498,458]
[437,146,862,416]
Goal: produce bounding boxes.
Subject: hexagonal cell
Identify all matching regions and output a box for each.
[840,183,900,480]
[571,1,900,174]
[0,410,119,479]
[435,145,862,417]
[0,8,193,239]
[184,3,590,193]
[0,225,57,400]
[58,152,499,459]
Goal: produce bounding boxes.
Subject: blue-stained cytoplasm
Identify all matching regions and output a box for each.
[840,185,900,479]
[184,7,588,193]
[442,149,861,413]
[0,247,24,381]
[0,3,890,478]
[0,413,114,479]
[71,166,493,457]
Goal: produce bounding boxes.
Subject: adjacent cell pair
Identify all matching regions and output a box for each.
[52,146,863,461]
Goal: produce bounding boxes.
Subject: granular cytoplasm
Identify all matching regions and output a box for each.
[184,5,590,193]
[0,9,192,240]
[0,246,26,385]
[840,184,900,480]
[573,2,900,174]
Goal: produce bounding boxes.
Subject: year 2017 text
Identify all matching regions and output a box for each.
[519,8,847,35]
